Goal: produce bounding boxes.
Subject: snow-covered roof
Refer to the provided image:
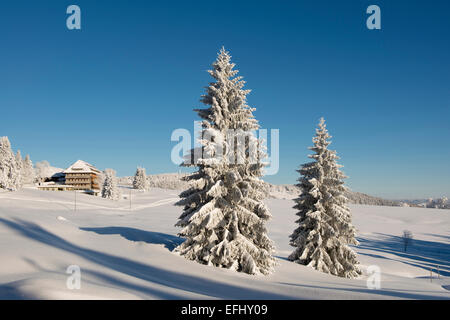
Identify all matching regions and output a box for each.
[63,160,101,174]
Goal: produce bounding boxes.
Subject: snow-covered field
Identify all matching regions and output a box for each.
[0,187,448,300]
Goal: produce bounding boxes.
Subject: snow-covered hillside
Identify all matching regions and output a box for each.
[0,187,448,299]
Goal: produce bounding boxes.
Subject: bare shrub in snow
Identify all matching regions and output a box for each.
[402,230,413,252]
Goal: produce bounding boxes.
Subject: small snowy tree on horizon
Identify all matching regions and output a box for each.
[101,169,121,201]
[22,154,35,185]
[15,150,24,187]
[288,118,361,278]
[133,167,150,191]
[174,48,275,275]
[0,137,22,191]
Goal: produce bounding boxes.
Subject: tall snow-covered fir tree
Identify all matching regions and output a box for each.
[0,137,21,191]
[133,167,149,191]
[288,118,360,278]
[22,154,36,185]
[101,169,121,201]
[174,48,275,275]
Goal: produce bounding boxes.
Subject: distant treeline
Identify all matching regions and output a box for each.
[266,184,401,207]
[118,173,402,207]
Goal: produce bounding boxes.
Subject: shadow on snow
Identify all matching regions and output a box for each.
[80,226,184,252]
[0,217,292,300]
[278,282,449,300]
[357,233,450,276]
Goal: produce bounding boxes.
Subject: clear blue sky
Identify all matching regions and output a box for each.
[1,0,449,199]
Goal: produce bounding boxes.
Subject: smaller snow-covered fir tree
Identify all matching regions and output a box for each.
[289,118,360,278]
[101,169,121,201]
[0,137,21,191]
[133,167,149,191]
[22,154,36,185]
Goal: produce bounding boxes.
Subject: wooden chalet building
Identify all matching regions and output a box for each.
[63,160,101,191]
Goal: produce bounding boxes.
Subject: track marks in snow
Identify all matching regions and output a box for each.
[0,194,178,212]
[128,198,178,210]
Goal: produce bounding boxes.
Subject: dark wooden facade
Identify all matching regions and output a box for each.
[65,172,99,190]
[63,160,101,191]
